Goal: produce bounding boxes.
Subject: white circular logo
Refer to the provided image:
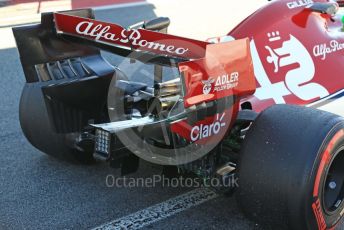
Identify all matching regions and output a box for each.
[106,38,234,165]
[202,79,214,95]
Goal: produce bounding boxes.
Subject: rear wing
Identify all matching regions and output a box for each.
[13,8,256,102]
[13,9,256,133]
[12,9,187,83]
[53,12,209,60]
[52,11,256,108]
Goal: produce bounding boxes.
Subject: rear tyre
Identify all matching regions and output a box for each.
[19,82,94,163]
[236,105,344,229]
[20,69,128,163]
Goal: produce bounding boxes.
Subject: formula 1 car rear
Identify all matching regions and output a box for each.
[13,1,344,229]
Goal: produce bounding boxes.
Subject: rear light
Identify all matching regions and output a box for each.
[95,129,111,157]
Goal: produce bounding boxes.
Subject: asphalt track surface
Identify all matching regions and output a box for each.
[0,2,343,230]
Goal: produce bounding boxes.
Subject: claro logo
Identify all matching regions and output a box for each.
[190,113,226,142]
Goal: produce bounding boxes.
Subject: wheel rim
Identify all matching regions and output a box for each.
[322,147,344,214]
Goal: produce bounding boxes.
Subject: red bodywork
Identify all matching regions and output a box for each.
[54,13,208,59]
[180,39,254,108]
[54,0,344,145]
[173,39,254,144]
[54,13,255,145]
[229,0,344,112]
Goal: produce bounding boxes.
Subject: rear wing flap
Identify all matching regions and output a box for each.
[12,9,113,83]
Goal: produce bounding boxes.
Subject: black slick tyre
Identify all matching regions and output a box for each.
[237,105,344,229]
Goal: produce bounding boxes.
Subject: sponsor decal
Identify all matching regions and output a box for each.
[251,32,329,103]
[312,199,327,230]
[214,72,239,92]
[75,21,189,56]
[201,73,239,95]
[190,113,226,142]
[313,40,344,60]
[202,79,214,95]
[287,0,313,9]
